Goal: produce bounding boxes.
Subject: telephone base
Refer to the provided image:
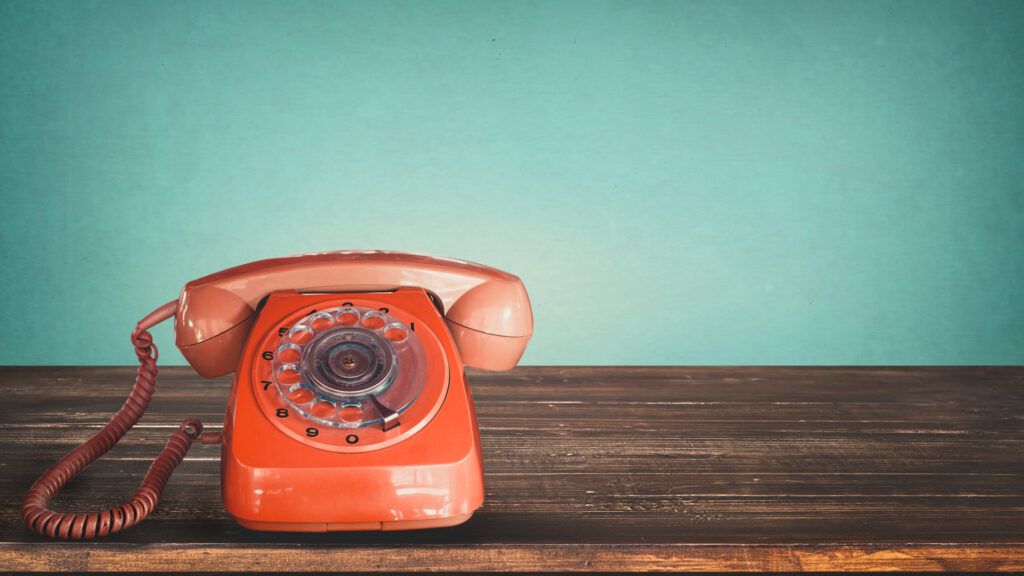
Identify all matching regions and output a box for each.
[234,513,474,532]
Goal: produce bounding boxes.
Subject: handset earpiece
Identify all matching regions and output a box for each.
[443,278,533,371]
[175,284,258,378]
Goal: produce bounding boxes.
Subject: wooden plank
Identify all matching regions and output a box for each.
[2,543,1024,572]
[1,366,1022,571]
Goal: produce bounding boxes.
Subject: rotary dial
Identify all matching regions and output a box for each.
[271,305,426,430]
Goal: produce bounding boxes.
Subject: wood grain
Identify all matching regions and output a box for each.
[1,366,1022,572]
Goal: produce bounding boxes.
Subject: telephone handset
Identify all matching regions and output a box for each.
[22,251,532,538]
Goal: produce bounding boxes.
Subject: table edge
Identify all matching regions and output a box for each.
[2,542,1022,572]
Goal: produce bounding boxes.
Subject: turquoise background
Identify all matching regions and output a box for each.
[1,0,1022,366]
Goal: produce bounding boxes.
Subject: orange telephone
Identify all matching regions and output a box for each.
[22,251,532,538]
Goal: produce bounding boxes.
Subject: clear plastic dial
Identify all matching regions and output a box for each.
[271,305,426,429]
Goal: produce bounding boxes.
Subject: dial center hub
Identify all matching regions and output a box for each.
[302,329,395,397]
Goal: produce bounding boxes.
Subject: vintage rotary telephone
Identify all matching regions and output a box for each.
[22,251,532,538]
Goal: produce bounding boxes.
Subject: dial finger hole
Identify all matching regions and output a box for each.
[288,324,315,345]
[276,364,302,385]
[361,311,386,329]
[277,343,302,363]
[288,386,314,404]
[335,307,360,326]
[339,402,364,423]
[311,400,335,418]
[383,322,408,342]
[309,312,335,332]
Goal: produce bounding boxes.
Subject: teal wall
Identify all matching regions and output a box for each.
[2,0,1022,366]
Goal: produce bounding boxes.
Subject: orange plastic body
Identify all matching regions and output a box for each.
[221,288,485,531]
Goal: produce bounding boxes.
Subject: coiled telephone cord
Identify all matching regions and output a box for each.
[21,301,221,539]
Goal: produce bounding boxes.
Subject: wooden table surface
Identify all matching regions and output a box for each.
[0,366,1022,572]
